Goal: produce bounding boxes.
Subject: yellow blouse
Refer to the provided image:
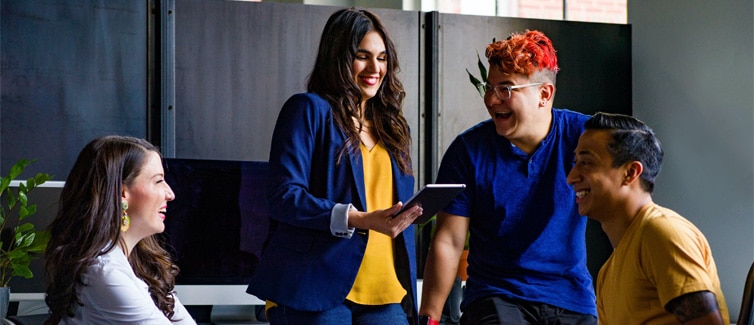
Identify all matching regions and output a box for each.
[346,142,406,305]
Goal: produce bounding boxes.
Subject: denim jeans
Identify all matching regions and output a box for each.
[267,300,408,325]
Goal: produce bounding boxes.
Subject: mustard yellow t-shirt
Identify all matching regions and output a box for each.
[346,142,406,305]
[596,203,729,324]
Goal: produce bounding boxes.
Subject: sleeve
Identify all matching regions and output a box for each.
[641,217,717,307]
[435,136,474,217]
[330,203,356,238]
[171,295,199,325]
[80,261,196,324]
[266,94,345,233]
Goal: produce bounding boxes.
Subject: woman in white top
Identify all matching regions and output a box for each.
[44,135,196,324]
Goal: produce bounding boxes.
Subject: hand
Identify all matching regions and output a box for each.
[348,202,423,238]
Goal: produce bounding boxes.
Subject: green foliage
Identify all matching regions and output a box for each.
[0,159,52,287]
[466,51,489,98]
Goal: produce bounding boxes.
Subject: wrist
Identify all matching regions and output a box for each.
[418,314,440,325]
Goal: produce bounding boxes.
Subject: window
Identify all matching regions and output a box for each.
[432,0,626,24]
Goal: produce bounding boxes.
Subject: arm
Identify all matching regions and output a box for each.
[419,212,470,320]
[266,94,350,232]
[665,291,725,325]
[81,260,190,324]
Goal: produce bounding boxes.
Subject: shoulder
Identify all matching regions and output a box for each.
[456,119,495,141]
[284,93,330,110]
[551,109,589,140]
[443,120,496,155]
[553,109,589,128]
[82,248,133,285]
[637,204,704,247]
[277,93,333,121]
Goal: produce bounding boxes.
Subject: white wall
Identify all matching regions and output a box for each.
[629,0,754,321]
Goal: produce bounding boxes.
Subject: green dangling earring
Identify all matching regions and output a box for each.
[121,201,130,232]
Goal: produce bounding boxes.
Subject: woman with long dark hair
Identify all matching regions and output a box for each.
[45,135,195,324]
[247,7,422,324]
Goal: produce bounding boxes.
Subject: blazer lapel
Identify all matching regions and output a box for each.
[348,149,368,211]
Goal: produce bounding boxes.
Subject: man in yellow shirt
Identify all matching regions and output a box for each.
[567,112,729,324]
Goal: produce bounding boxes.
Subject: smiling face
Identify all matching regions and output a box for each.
[122,151,175,241]
[484,67,551,149]
[567,129,629,220]
[352,30,386,109]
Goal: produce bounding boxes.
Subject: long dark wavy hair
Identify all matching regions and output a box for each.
[44,135,180,324]
[307,7,412,174]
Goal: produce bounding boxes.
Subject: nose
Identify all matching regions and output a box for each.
[484,90,501,108]
[366,57,380,72]
[566,167,579,186]
[165,183,176,201]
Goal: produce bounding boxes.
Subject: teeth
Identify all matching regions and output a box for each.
[575,190,588,198]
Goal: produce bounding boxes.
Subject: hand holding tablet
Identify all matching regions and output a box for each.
[394,184,466,224]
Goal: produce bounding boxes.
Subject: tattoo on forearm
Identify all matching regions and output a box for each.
[666,291,720,322]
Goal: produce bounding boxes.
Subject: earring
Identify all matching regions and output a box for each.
[121,201,130,232]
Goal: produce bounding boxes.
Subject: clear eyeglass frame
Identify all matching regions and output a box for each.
[483,82,543,101]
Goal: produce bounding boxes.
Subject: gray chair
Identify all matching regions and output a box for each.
[738,261,754,325]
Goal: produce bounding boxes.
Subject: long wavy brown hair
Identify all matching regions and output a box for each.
[44,135,180,324]
[307,8,412,175]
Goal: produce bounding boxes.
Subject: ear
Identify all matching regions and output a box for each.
[122,185,130,202]
[539,83,555,107]
[622,161,644,186]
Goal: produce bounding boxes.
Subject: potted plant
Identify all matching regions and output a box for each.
[0,158,52,319]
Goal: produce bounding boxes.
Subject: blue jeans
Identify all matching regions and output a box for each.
[267,301,408,325]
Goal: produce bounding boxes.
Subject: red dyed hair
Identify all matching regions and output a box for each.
[485,29,559,76]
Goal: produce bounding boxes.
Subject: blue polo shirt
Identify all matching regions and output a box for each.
[436,109,595,315]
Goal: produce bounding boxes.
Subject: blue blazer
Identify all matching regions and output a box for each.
[247,93,418,319]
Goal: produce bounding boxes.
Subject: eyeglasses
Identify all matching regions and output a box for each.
[483,82,543,101]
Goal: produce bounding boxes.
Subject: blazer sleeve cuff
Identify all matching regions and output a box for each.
[330,203,356,238]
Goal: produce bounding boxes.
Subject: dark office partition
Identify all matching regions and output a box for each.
[0,0,148,179]
[432,12,630,283]
[173,1,421,166]
[435,13,631,158]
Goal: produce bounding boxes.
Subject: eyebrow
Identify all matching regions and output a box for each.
[356,48,386,55]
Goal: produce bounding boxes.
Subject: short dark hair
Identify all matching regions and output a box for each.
[585,112,664,193]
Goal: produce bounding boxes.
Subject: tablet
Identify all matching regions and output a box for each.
[394,184,466,224]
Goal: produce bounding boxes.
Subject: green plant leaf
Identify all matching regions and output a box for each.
[0,158,49,286]
[466,51,490,98]
[465,69,486,98]
[8,159,31,181]
[19,190,28,207]
[476,51,488,84]
[19,204,36,221]
[12,264,33,279]
[16,223,34,233]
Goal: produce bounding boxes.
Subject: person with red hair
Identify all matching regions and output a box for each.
[419,30,597,324]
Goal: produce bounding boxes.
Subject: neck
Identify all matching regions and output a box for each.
[599,194,653,248]
[510,111,553,155]
[119,233,142,257]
